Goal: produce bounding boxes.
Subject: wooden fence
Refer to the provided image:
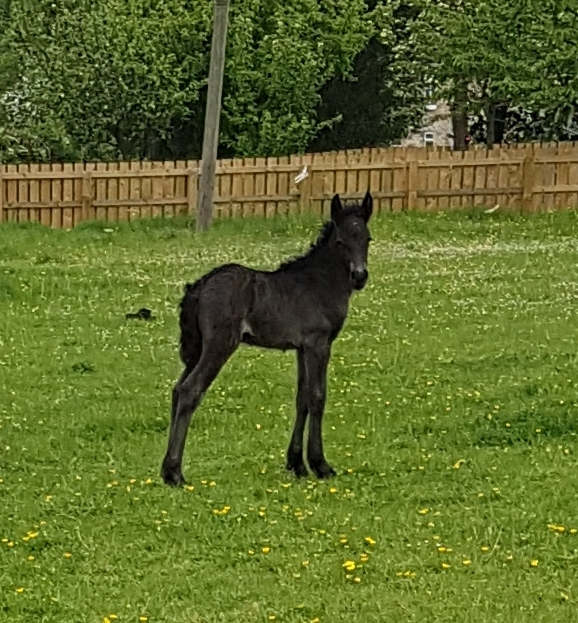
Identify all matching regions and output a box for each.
[2,142,578,228]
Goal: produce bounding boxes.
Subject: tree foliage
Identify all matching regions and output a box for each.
[0,0,371,162]
[310,2,427,152]
[395,0,578,143]
[1,0,211,161]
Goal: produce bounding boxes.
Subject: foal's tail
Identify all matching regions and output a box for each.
[179,281,202,368]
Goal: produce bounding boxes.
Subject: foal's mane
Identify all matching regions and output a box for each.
[274,203,361,273]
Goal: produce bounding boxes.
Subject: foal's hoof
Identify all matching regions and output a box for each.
[310,462,336,479]
[287,461,309,479]
[161,466,186,487]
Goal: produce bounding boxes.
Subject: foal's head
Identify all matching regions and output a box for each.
[330,191,373,290]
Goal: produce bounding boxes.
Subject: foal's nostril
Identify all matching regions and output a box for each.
[350,269,368,289]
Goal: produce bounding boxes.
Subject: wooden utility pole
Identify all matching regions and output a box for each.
[196,0,230,231]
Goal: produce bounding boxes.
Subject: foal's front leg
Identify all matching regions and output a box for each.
[287,350,309,478]
[303,344,336,479]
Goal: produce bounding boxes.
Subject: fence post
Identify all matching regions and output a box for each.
[405,150,419,210]
[187,168,198,218]
[522,147,535,212]
[81,172,92,223]
[298,169,312,213]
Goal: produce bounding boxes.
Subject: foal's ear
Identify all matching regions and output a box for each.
[359,191,373,222]
[331,194,343,222]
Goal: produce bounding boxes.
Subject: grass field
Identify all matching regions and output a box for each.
[2,208,578,622]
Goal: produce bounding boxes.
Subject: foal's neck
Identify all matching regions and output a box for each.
[309,243,352,294]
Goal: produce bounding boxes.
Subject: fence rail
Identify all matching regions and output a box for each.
[2,142,578,228]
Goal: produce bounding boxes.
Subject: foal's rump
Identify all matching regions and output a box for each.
[179,263,256,364]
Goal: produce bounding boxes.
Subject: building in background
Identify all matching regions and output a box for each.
[401,101,454,148]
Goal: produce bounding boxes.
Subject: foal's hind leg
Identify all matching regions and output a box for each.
[286,350,309,478]
[169,367,193,434]
[161,339,238,486]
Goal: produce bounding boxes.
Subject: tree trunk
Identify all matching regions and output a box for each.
[486,101,495,148]
[494,102,507,144]
[451,85,469,151]
[486,100,508,148]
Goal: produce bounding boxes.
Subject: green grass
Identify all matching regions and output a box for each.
[2,208,578,622]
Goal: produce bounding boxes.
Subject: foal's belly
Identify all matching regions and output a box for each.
[240,317,299,351]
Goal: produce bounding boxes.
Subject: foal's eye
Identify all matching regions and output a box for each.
[368,236,373,243]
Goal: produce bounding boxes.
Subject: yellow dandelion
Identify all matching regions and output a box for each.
[8,541,14,547]
[364,536,376,546]
[462,559,471,566]
[339,537,348,544]
[145,478,153,485]
[139,617,148,622]
[103,618,111,623]
[28,555,34,561]
[302,560,309,566]
[185,485,194,492]
[311,619,320,623]
[453,459,465,469]
[441,563,451,569]
[418,508,429,515]
[570,529,577,535]
[109,616,118,621]
[530,559,539,567]
[438,546,447,553]
[16,587,25,594]
[481,546,490,552]
[353,577,361,583]
[342,560,356,572]
[329,487,337,494]
[64,552,72,558]
[360,553,369,562]
[262,547,271,554]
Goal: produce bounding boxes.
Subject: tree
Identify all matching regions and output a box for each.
[221,0,372,157]
[310,2,427,152]
[0,0,372,162]
[398,0,578,147]
[1,0,211,161]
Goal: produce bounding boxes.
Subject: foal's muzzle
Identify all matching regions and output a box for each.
[351,268,368,290]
